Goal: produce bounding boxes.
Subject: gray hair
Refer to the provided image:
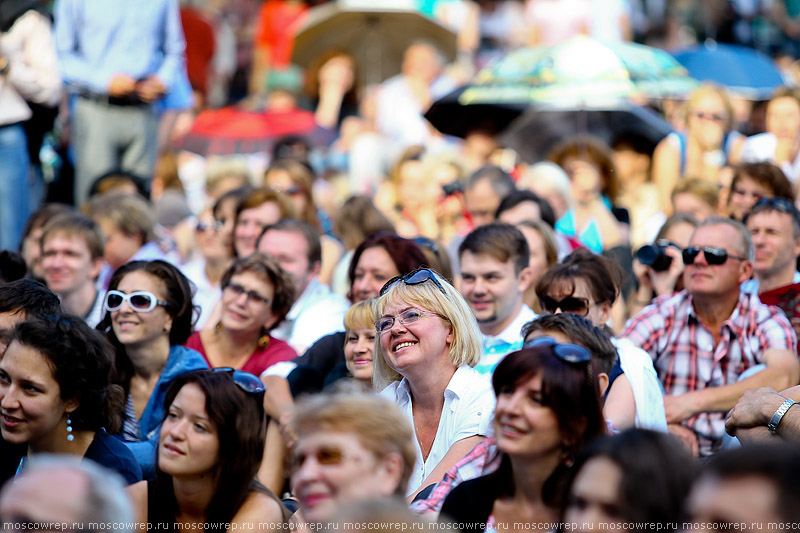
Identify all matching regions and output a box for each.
[694,216,754,261]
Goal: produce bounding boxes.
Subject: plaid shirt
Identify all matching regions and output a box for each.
[623,290,797,456]
[410,437,500,516]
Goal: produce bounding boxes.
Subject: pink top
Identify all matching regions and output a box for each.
[185,331,297,376]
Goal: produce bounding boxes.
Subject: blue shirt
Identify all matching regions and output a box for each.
[54,0,186,94]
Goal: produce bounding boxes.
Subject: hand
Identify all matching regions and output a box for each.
[725,387,784,435]
[664,393,697,424]
[136,75,167,102]
[649,245,685,296]
[108,73,136,97]
[667,423,699,457]
[276,412,298,448]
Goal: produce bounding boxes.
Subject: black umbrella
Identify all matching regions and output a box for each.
[424,86,526,138]
[496,101,674,163]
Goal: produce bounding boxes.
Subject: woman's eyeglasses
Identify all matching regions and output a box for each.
[212,367,265,397]
[292,445,345,470]
[105,290,168,313]
[522,336,592,364]
[375,308,443,333]
[682,246,746,266]
[379,267,446,297]
[539,295,591,316]
[223,281,271,306]
[691,111,727,123]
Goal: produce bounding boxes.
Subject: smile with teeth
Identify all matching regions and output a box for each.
[393,341,416,352]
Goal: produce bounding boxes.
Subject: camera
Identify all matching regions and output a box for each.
[635,239,674,272]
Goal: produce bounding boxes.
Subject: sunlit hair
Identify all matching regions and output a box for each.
[41,213,105,260]
[671,176,719,211]
[685,83,736,131]
[728,161,794,209]
[291,391,416,496]
[85,191,156,244]
[373,269,482,390]
[517,219,559,269]
[535,248,623,307]
[343,298,377,337]
[459,222,530,274]
[694,216,754,261]
[153,370,267,524]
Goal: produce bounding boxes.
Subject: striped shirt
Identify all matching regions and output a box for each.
[623,290,797,456]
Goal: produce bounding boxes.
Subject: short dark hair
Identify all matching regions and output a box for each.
[536,248,623,307]
[729,162,794,206]
[219,253,296,331]
[0,251,27,283]
[347,234,428,289]
[459,222,530,274]
[745,198,800,240]
[699,444,800,524]
[257,218,322,267]
[521,313,618,375]
[495,189,557,228]
[10,314,124,433]
[0,278,61,317]
[466,165,516,197]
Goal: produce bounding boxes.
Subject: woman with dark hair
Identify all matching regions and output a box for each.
[233,187,296,257]
[439,344,606,530]
[725,161,794,221]
[562,429,697,531]
[96,260,208,477]
[129,370,290,527]
[0,315,140,485]
[185,254,297,375]
[535,249,667,432]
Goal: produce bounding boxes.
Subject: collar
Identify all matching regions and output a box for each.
[686,290,754,335]
[482,305,536,347]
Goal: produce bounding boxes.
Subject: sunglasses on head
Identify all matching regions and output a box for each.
[379,267,446,297]
[750,197,800,223]
[104,290,168,313]
[539,295,591,316]
[682,246,746,266]
[522,336,592,364]
[212,367,265,397]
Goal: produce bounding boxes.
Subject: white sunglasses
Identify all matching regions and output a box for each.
[104,290,168,313]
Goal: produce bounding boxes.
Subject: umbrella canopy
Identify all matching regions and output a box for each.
[424,36,695,137]
[497,101,673,163]
[672,41,787,100]
[174,107,327,156]
[291,0,457,86]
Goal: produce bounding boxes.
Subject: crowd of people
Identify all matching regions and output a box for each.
[5,0,800,530]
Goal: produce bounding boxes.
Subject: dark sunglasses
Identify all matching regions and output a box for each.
[379,267,446,297]
[682,246,746,266]
[522,336,592,364]
[212,367,265,397]
[539,295,591,316]
[292,445,345,470]
[104,290,168,313]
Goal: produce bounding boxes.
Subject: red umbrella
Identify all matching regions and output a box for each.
[174,106,331,156]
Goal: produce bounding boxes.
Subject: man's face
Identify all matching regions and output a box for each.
[685,475,778,532]
[464,180,501,228]
[747,210,800,279]
[459,251,529,334]
[257,229,317,296]
[683,224,751,298]
[0,467,89,527]
[41,233,102,296]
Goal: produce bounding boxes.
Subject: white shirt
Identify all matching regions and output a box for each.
[474,304,537,376]
[612,337,668,432]
[270,278,350,355]
[381,364,495,496]
[741,132,800,183]
[180,259,221,330]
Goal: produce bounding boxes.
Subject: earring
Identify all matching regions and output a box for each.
[66,415,74,442]
[258,328,270,349]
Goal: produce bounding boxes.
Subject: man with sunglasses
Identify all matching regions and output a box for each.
[458,223,536,376]
[623,217,799,457]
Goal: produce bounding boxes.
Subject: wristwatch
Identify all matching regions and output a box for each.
[767,398,796,433]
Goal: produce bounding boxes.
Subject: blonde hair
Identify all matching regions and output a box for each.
[372,270,482,390]
[686,83,736,131]
[343,299,377,339]
[292,391,416,496]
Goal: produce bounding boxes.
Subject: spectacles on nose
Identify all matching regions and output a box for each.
[223,281,270,306]
[196,219,224,232]
[539,295,591,316]
[104,290,168,313]
[379,267,447,297]
[212,367,265,397]
[292,445,345,470]
[375,308,443,333]
[691,111,727,123]
[682,246,746,266]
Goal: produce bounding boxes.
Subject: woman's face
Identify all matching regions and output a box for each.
[111,271,173,349]
[344,327,376,383]
[544,277,610,328]
[196,215,231,263]
[493,372,563,461]
[564,456,625,531]
[159,382,219,478]
[766,96,800,140]
[214,197,239,253]
[0,341,75,449]
[265,169,308,217]
[234,202,282,257]
[291,430,398,524]
[351,247,400,303]
[378,297,452,376]
[687,93,728,149]
[220,271,276,336]
[518,225,549,285]
[729,175,771,221]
